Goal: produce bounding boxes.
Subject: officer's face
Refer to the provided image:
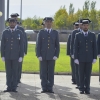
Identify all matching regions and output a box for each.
[9,21,16,28]
[79,23,83,29]
[74,25,79,29]
[45,20,52,29]
[82,24,89,32]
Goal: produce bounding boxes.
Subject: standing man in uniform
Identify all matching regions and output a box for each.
[36,21,46,79]
[1,18,24,92]
[97,33,100,58]
[36,17,60,93]
[74,19,97,94]
[10,13,27,84]
[70,20,82,88]
[67,22,79,84]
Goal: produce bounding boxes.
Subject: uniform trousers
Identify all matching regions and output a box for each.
[5,59,18,90]
[40,60,55,91]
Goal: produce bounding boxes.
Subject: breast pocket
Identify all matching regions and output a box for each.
[51,37,55,44]
[16,34,21,40]
[6,38,9,42]
[5,36,10,42]
[42,37,46,43]
[89,39,93,45]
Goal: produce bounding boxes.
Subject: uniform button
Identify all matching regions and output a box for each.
[48,40,49,42]
[11,44,13,45]
[11,48,12,49]
[48,37,50,38]
[11,41,13,42]
[48,44,49,45]
[48,47,49,49]
[12,38,13,39]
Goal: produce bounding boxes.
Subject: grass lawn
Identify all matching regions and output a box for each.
[0,44,99,73]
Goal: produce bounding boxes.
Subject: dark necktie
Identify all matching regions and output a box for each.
[12,30,14,33]
[47,30,50,34]
[85,33,88,36]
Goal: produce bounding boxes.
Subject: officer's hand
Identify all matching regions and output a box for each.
[98,54,100,58]
[74,59,79,65]
[71,55,74,59]
[92,59,97,64]
[53,56,57,60]
[2,57,5,62]
[18,57,23,62]
[24,53,26,56]
[38,57,42,61]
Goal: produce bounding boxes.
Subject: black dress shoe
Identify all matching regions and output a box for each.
[72,82,76,85]
[19,81,21,83]
[48,90,54,93]
[85,91,90,94]
[41,90,48,93]
[3,89,11,92]
[12,90,18,93]
[76,86,79,89]
[80,91,84,94]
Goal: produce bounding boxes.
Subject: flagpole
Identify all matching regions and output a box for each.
[20,0,22,22]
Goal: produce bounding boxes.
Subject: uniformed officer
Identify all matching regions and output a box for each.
[97,33,100,58]
[10,13,27,84]
[67,22,79,84]
[70,20,82,89]
[1,18,24,92]
[77,19,83,32]
[36,21,46,79]
[36,17,60,93]
[74,19,97,94]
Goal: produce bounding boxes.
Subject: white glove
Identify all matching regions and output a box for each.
[24,53,26,56]
[2,57,5,62]
[74,59,79,65]
[98,55,100,58]
[53,56,58,60]
[71,55,74,59]
[38,57,42,61]
[92,59,97,64]
[18,57,23,62]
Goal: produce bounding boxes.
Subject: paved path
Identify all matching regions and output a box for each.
[0,73,100,100]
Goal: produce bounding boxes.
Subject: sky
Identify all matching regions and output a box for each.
[5,0,100,19]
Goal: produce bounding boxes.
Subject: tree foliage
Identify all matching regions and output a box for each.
[14,0,100,31]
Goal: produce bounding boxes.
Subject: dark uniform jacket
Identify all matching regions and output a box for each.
[74,31,97,62]
[16,26,27,55]
[37,29,60,60]
[1,29,24,60]
[71,29,80,55]
[6,26,27,55]
[67,34,71,55]
[97,33,100,55]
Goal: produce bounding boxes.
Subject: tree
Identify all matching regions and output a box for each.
[69,3,74,15]
[90,1,97,30]
[54,6,68,29]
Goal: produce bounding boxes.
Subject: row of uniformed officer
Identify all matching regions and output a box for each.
[36,17,60,93]
[70,19,83,89]
[1,18,24,92]
[74,19,97,94]
[67,22,79,84]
